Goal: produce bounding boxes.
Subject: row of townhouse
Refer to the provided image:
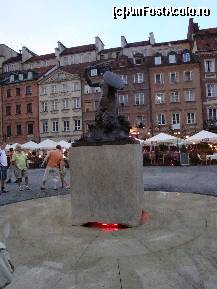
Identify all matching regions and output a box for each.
[0,18,217,143]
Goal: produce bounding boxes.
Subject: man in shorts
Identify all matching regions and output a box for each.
[40,145,63,190]
[12,144,30,191]
[0,142,8,194]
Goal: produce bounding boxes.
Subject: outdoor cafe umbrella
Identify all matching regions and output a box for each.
[144,133,178,145]
[37,139,57,150]
[57,140,71,149]
[5,143,21,151]
[21,141,39,150]
[184,130,217,144]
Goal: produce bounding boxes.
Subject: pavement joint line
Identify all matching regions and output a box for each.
[117,258,123,289]
[72,233,100,270]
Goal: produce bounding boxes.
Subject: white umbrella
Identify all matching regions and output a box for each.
[144,133,178,145]
[21,141,39,150]
[184,130,217,144]
[37,139,57,150]
[5,143,21,151]
[57,140,71,149]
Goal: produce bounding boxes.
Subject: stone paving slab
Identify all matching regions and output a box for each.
[0,191,217,289]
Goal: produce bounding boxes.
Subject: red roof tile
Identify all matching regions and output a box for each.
[3,54,21,64]
[197,28,217,35]
[196,34,217,51]
[24,53,55,63]
[60,44,96,56]
[125,40,150,48]
[153,39,189,47]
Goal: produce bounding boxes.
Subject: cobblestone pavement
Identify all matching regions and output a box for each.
[0,169,69,206]
[143,165,217,196]
[1,166,217,206]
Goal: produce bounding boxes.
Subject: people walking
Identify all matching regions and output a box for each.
[59,151,70,189]
[12,145,30,191]
[0,142,8,194]
[40,145,63,190]
[6,148,14,184]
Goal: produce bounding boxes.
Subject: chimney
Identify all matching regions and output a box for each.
[121,36,127,48]
[55,41,66,59]
[95,36,104,52]
[149,32,155,45]
[187,18,199,41]
[21,46,35,62]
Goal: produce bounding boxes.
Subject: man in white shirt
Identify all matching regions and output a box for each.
[0,142,8,194]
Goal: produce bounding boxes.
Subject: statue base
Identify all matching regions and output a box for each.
[69,144,144,227]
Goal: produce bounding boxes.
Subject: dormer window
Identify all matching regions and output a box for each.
[182,52,191,63]
[19,74,23,81]
[168,53,176,64]
[155,55,161,65]
[90,69,98,77]
[10,75,14,82]
[28,71,33,80]
[134,54,143,65]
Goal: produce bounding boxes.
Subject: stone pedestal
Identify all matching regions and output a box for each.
[69,144,143,226]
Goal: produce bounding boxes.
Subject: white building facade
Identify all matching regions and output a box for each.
[39,68,83,141]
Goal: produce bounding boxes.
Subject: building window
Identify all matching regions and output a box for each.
[16,88,20,96]
[52,120,59,132]
[6,106,11,116]
[42,101,48,112]
[172,113,180,124]
[133,73,144,83]
[7,89,11,97]
[16,104,21,114]
[62,84,67,92]
[182,52,191,63]
[208,108,217,121]
[41,87,47,95]
[72,82,80,91]
[134,93,145,105]
[183,71,192,81]
[63,120,70,132]
[51,100,58,111]
[42,121,48,133]
[10,75,14,82]
[171,91,180,103]
[185,89,194,101]
[27,123,34,135]
[27,103,32,113]
[26,86,32,95]
[72,98,81,109]
[63,99,70,109]
[84,85,101,94]
[120,75,128,84]
[207,84,217,97]
[205,59,215,73]
[74,119,81,131]
[155,73,164,84]
[157,113,166,125]
[136,116,144,128]
[155,93,165,104]
[27,71,33,80]
[169,72,178,83]
[168,54,176,64]
[18,74,23,81]
[118,95,128,106]
[187,112,195,124]
[155,55,161,65]
[16,124,22,135]
[63,57,68,65]
[7,126,11,137]
[51,85,57,93]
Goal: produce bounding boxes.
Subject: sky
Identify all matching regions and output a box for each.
[0,0,217,55]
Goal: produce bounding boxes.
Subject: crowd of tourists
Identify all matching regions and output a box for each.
[0,142,70,195]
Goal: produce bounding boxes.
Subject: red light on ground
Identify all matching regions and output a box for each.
[83,222,129,231]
